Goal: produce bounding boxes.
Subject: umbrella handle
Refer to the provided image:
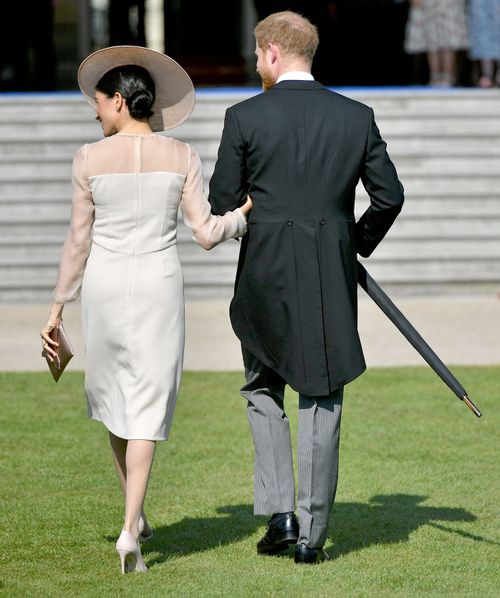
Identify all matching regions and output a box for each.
[462,395,482,418]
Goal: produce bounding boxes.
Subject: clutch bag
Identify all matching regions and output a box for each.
[43,324,74,382]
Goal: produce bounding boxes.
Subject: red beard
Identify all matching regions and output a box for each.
[259,68,276,92]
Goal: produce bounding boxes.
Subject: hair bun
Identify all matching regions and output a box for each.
[127,88,154,119]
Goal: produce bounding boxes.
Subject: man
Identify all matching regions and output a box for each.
[209,11,404,564]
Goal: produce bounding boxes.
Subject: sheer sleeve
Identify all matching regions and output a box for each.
[180,144,247,250]
[53,144,95,303]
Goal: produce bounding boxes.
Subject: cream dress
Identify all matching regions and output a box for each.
[53,133,247,441]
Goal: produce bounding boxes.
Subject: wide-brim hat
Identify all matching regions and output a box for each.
[78,45,195,131]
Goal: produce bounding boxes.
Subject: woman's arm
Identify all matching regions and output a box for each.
[180,144,251,250]
[40,145,95,358]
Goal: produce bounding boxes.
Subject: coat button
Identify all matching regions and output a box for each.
[320,219,326,225]
[287,220,293,226]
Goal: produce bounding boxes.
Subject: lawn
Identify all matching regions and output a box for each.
[0,368,498,597]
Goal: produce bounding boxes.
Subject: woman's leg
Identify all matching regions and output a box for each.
[441,49,455,86]
[109,432,127,493]
[122,439,156,540]
[479,59,494,87]
[109,432,153,538]
[427,50,441,85]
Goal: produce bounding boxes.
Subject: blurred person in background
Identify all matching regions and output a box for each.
[109,0,146,46]
[468,0,500,87]
[405,0,469,87]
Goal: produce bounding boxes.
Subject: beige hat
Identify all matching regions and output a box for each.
[78,45,195,131]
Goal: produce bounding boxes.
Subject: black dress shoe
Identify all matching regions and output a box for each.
[257,512,299,555]
[294,543,330,564]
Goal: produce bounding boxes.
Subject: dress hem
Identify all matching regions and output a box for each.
[88,413,169,442]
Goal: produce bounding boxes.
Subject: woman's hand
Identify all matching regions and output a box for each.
[240,195,253,217]
[40,303,64,361]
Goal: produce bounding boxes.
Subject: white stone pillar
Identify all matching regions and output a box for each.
[145,0,165,52]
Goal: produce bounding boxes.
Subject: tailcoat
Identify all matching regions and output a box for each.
[209,81,404,396]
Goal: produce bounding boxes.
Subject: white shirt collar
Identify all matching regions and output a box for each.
[276,71,315,83]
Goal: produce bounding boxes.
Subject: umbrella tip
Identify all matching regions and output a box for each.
[462,395,482,418]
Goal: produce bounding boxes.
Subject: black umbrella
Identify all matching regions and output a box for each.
[357,262,482,417]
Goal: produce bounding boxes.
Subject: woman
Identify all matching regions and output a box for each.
[405,0,469,87]
[468,0,500,87]
[40,46,251,574]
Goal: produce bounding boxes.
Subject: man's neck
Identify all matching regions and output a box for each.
[277,59,311,78]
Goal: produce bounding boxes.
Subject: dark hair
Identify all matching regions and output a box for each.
[96,65,155,120]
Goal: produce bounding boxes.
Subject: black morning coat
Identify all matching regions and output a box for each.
[208,80,404,397]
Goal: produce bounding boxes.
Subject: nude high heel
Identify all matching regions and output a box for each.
[116,530,148,574]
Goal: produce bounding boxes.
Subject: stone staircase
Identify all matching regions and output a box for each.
[0,89,499,302]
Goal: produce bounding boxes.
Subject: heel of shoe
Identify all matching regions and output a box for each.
[116,530,147,574]
[117,548,130,574]
[278,531,298,545]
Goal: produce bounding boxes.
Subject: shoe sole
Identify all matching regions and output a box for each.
[294,555,324,564]
[294,548,330,564]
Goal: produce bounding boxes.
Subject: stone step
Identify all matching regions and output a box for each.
[0,141,90,157]
[384,138,500,156]
[0,163,73,177]
[0,203,72,219]
[0,211,497,238]
[0,223,69,236]
[0,123,103,139]
[2,263,500,301]
[2,154,500,179]
[0,187,498,205]
[393,157,500,175]
[1,136,500,159]
[0,137,498,162]
[3,114,500,140]
[0,90,498,300]
[2,196,497,220]
[0,181,72,196]
[7,177,499,198]
[2,89,500,112]
[5,236,497,266]
[163,118,500,140]
[2,257,498,291]
[360,178,500,195]
[0,233,497,262]
[355,197,500,217]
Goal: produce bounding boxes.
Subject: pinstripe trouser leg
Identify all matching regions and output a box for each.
[297,388,343,549]
[241,348,344,547]
[241,348,295,515]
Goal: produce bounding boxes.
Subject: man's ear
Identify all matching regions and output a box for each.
[268,43,280,64]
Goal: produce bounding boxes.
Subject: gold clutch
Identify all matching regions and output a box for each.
[42,324,74,382]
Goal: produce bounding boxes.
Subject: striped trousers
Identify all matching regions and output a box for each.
[241,348,343,549]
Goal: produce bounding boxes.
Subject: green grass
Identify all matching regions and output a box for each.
[0,367,498,597]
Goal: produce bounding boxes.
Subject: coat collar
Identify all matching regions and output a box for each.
[270,80,326,91]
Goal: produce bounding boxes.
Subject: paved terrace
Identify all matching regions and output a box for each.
[2,294,498,373]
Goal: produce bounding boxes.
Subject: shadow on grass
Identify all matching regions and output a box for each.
[134,504,262,565]
[327,494,495,558]
[106,494,494,565]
